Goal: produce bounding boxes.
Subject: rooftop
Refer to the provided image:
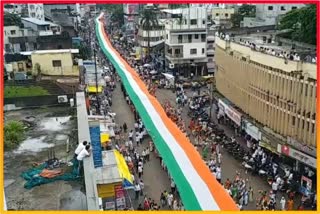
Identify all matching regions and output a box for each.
[21,17,54,26]
[20,49,79,55]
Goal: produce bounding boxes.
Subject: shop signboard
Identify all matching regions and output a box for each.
[277,144,316,169]
[114,185,126,210]
[105,202,115,210]
[245,121,261,141]
[89,121,103,168]
[225,106,242,126]
[287,136,316,158]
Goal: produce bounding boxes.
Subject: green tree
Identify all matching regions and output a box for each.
[231,4,256,28]
[277,4,316,45]
[4,12,23,27]
[99,4,124,27]
[4,121,25,150]
[74,43,91,60]
[140,7,159,58]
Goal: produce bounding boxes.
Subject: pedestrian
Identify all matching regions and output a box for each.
[287,198,294,210]
[216,170,222,184]
[244,190,249,206]
[145,147,150,161]
[171,180,176,193]
[160,192,166,207]
[129,130,133,141]
[139,179,144,196]
[173,198,178,210]
[76,145,91,175]
[138,164,143,178]
[280,196,286,210]
[217,151,222,164]
[74,141,88,159]
[142,149,146,163]
[123,122,127,133]
[249,187,254,203]
[134,182,141,199]
[167,192,173,209]
[143,197,150,210]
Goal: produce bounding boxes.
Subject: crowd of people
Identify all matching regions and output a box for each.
[94,18,317,211]
[216,31,316,63]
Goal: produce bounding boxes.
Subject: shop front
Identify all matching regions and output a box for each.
[258,134,278,154]
[217,99,242,132]
[277,144,316,196]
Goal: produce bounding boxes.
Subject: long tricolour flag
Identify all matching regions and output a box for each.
[95,12,238,211]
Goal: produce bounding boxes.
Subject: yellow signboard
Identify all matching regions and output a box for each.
[87,86,103,93]
[101,133,110,144]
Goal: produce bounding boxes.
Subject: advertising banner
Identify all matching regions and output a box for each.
[245,121,261,141]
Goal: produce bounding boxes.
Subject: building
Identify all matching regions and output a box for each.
[26,4,45,20]
[21,17,62,36]
[4,4,44,20]
[137,19,165,49]
[4,4,23,14]
[206,30,215,74]
[44,4,81,32]
[26,49,80,76]
[4,26,37,53]
[163,7,208,77]
[123,4,140,39]
[211,8,235,28]
[243,4,305,27]
[214,36,316,171]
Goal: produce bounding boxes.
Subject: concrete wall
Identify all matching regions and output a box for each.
[31,52,79,76]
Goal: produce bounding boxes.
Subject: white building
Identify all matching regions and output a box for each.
[243,4,305,27]
[4,4,23,14]
[163,7,208,77]
[4,26,37,53]
[4,4,44,21]
[44,4,81,22]
[27,4,45,20]
[137,19,165,48]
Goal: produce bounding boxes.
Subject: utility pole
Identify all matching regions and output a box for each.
[93,48,100,112]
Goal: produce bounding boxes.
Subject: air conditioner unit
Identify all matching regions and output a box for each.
[169,63,174,69]
[58,95,68,103]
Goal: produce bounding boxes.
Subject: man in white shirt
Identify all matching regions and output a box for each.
[138,165,143,178]
[129,130,133,141]
[271,180,278,194]
[76,145,91,175]
[74,141,88,159]
[145,147,150,161]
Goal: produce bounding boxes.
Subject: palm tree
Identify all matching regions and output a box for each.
[139,6,159,60]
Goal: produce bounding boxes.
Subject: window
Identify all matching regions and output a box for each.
[280,6,286,11]
[225,13,229,17]
[268,6,273,10]
[195,34,199,39]
[31,12,35,17]
[188,35,192,43]
[174,49,180,55]
[202,20,205,24]
[190,49,197,54]
[201,34,206,42]
[52,60,62,67]
[166,34,168,40]
[10,30,16,35]
[292,6,297,10]
[191,19,197,25]
[178,35,182,43]
[202,48,205,54]
[216,13,219,16]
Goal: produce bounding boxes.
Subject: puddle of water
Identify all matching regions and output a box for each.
[14,136,54,154]
[55,134,68,141]
[39,116,71,132]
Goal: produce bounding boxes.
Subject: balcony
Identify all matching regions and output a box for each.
[207,49,215,56]
[166,53,184,59]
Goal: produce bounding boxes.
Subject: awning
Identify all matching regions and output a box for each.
[87,86,103,93]
[100,133,110,143]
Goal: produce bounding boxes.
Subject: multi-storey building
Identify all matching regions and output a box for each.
[4,26,37,53]
[4,4,44,20]
[243,4,305,27]
[163,7,208,77]
[214,36,316,156]
[211,8,235,28]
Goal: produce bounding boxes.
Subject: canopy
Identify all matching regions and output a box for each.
[113,150,133,189]
[162,73,174,80]
[95,13,238,211]
[87,86,103,93]
[100,133,110,143]
[149,70,158,75]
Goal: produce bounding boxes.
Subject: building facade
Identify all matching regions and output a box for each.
[215,37,316,148]
[27,4,45,20]
[4,26,37,53]
[31,49,79,76]
[164,7,208,76]
[211,8,235,28]
[243,4,305,27]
